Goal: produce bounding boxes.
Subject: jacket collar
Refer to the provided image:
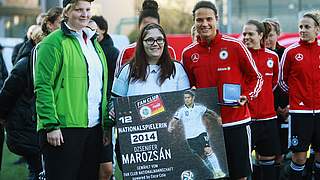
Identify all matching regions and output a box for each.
[275,42,285,50]
[299,38,319,47]
[61,20,98,40]
[196,30,222,48]
[248,48,264,53]
[61,20,74,37]
[147,64,160,74]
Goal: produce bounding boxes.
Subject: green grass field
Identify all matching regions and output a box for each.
[0,144,28,180]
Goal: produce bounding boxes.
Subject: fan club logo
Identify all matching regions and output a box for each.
[295,53,303,61]
[181,170,194,180]
[219,50,228,60]
[267,59,274,68]
[191,53,200,62]
[135,95,165,120]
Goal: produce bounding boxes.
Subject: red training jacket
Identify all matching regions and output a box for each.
[182,32,263,127]
[248,48,279,120]
[115,42,177,74]
[279,39,320,113]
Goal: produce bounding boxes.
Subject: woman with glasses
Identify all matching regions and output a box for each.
[112,23,189,96]
[111,23,190,172]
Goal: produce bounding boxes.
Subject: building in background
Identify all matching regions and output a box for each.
[216,0,320,33]
[1,0,320,38]
[0,0,136,37]
[96,0,320,35]
[0,0,62,37]
[94,0,137,35]
[0,0,41,37]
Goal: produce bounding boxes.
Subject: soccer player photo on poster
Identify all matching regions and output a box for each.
[114,88,229,180]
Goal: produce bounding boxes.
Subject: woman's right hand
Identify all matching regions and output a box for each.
[47,129,64,146]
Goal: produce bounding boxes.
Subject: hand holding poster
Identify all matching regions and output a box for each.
[114,88,229,180]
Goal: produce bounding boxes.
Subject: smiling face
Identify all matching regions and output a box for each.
[194,7,217,41]
[242,24,263,49]
[142,28,165,63]
[299,17,319,43]
[65,1,91,31]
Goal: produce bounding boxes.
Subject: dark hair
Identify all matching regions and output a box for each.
[192,1,218,20]
[129,23,175,85]
[263,18,281,35]
[184,90,195,97]
[91,15,108,37]
[138,0,160,26]
[42,7,63,36]
[246,19,272,47]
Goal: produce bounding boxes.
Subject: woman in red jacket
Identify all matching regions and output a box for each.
[242,19,281,180]
[279,10,320,180]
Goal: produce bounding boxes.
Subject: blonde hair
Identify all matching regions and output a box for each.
[303,10,320,27]
[62,2,76,21]
[30,26,44,44]
[27,25,39,39]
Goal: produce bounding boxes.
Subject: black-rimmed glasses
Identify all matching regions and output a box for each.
[143,37,165,45]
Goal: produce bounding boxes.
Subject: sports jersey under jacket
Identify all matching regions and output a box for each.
[182,32,263,127]
[248,48,279,120]
[279,39,320,113]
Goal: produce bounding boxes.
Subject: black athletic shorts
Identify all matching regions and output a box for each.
[251,118,281,156]
[277,115,289,154]
[223,124,252,179]
[187,132,209,157]
[289,113,320,152]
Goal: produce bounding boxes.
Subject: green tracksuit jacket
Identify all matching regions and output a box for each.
[34,23,111,131]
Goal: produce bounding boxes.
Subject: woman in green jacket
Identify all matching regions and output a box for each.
[34,0,108,179]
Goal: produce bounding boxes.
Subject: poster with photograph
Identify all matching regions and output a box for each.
[114,87,228,180]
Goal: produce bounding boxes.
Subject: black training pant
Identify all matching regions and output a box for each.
[40,125,102,180]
